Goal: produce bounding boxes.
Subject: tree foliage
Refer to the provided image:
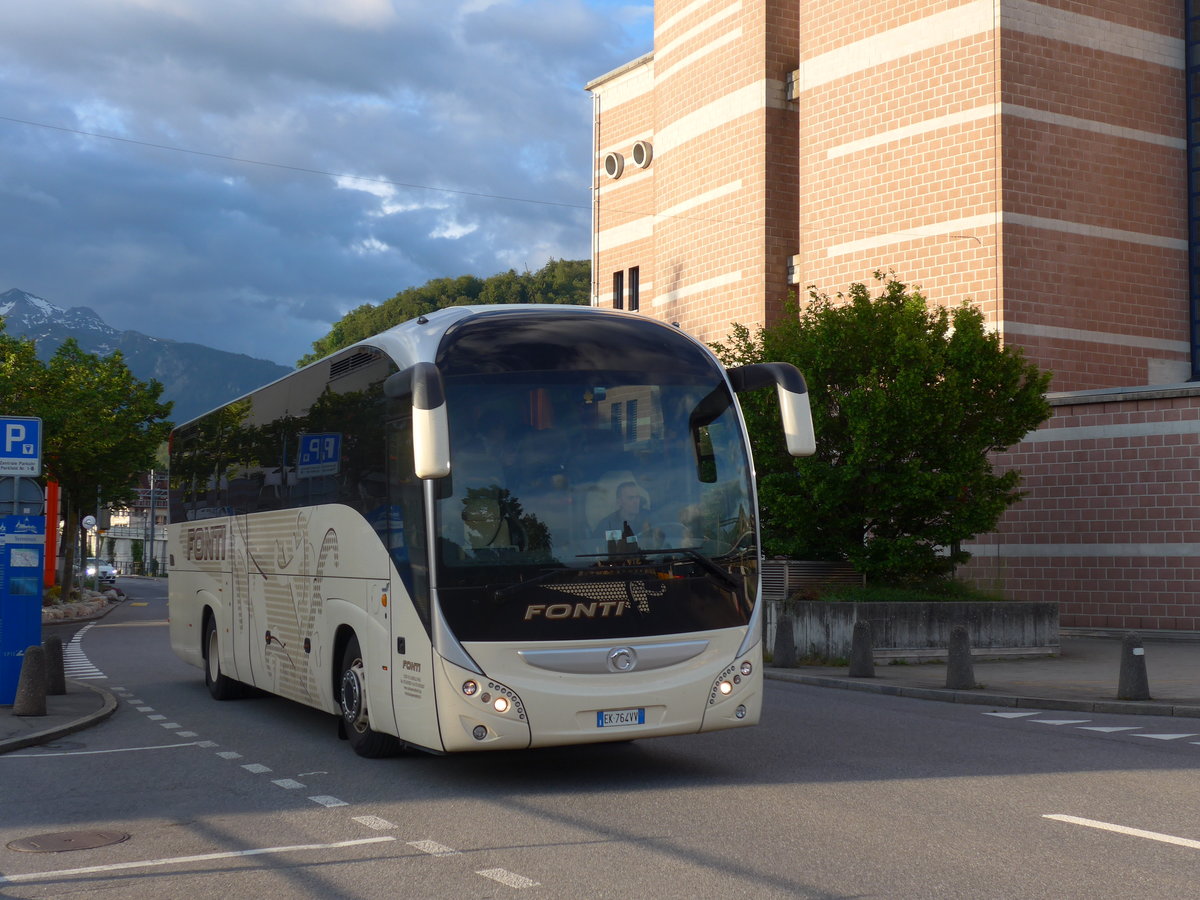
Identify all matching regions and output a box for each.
[0,322,173,593]
[299,258,590,366]
[713,274,1052,584]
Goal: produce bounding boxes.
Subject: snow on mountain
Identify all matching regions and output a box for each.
[0,288,291,423]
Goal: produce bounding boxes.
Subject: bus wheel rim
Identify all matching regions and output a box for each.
[341,663,367,733]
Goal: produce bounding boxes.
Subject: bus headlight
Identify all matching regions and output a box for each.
[740,661,753,677]
[462,680,478,697]
[493,697,510,713]
[718,681,733,695]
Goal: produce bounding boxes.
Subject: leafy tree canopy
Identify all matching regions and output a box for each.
[713,273,1052,585]
[0,322,173,592]
[299,258,590,366]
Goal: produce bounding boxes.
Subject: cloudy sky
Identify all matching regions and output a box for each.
[0,0,652,366]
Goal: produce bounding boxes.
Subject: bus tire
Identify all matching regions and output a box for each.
[204,615,243,701]
[339,636,400,758]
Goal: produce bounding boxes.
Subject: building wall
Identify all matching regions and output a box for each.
[998,0,1187,392]
[962,386,1200,631]
[590,0,799,343]
[796,1,1003,328]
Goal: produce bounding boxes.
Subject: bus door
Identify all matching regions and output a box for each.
[229,511,266,688]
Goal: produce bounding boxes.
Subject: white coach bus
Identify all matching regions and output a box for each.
[167,305,814,756]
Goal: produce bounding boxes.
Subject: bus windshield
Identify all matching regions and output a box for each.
[432,311,758,643]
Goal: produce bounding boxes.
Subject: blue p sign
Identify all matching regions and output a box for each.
[0,417,42,476]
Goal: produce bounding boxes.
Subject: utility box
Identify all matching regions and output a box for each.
[0,515,46,704]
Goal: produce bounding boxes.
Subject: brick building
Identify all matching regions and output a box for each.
[588,0,1200,631]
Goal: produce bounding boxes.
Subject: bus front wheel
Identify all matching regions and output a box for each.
[338,636,400,758]
[204,615,243,701]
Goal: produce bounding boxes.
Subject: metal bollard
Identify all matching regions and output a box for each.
[1116,632,1150,701]
[945,623,977,690]
[12,645,48,717]
[43,635,66,696]
[849,619,874,678]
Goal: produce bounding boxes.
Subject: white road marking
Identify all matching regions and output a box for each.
[0,836,396,885]
[1132,733,1198,741]
[309,796,349,808]
[242,763,271,774]
[136,706,154,712]
[354,816,396,831]
[272,779,306,789]
[177,731,198,738]
[476,868,540,888]
[1030,719,1091,726]
[1045,815,1200,851]
[983,711,1040,718]
[159,723,181,729]
[146,715,166,721]
[1078,726,1143,733]
[2,742,203,758]
[408,839,459,857]
[197,741,217,748]
[217,751,242,759]
[63,624,105,679]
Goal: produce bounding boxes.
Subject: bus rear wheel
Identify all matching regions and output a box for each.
[339,636,400,758]
[204,615,243,701]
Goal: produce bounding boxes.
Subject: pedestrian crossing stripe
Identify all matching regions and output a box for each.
[64,623,106,680]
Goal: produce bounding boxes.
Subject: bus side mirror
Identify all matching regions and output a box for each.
[386,362,451,478]
[727,362,816,457]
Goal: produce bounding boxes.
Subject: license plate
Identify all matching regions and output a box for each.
[597,708,645,728]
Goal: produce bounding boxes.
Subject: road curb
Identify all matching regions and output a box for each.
[766,669,1200,718]
[0,680,119,755]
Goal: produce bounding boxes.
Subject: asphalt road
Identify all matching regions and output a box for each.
[3,577,1200,898]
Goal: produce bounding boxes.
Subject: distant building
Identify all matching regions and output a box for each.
[589,0,1200,631]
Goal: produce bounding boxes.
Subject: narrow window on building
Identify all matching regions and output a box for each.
[626,399,638,442]
[628,266,640,311]
[612,271,624,310]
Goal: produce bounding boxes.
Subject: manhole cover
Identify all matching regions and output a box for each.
[7,830,130,853]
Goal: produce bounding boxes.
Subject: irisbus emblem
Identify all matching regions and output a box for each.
[607,647,637,673]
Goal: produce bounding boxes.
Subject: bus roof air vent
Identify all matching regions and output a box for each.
[329,349,379,382]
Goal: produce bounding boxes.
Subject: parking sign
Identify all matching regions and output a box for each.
[0,417,41,477]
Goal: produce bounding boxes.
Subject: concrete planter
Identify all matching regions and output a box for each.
[766,599,1060,663]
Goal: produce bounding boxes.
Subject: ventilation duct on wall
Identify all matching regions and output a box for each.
[631,140,653,168]
[603,151,624,179]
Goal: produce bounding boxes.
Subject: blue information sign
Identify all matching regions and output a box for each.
[0,417,42,477]
[0,515,46,704]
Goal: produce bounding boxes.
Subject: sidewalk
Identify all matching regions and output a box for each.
[0,595,123,755]
[768,631,1200,717]
[0,680,118,754]
[3,630,1199,754]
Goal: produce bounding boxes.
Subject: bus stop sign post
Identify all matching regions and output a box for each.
[0,417,44,704]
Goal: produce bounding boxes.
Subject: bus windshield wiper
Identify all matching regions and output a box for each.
[606,546,743,592]
[491,567,575,601]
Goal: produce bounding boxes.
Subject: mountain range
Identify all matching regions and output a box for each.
[0,288,292,424]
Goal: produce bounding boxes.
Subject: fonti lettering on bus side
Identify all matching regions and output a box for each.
[186,524,228,561]
[524,601,629,620]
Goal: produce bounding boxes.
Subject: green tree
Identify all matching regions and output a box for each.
[38,339,173,594]
[298,258,590,366]
[713,273,1052,584]
[0,324,42,410]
